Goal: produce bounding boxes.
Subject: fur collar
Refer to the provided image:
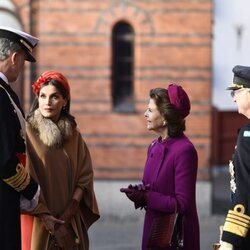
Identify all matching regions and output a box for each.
[27,109,74,147]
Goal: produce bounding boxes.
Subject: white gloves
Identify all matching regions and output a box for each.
[20,185,40,212]
[219,241,234,250]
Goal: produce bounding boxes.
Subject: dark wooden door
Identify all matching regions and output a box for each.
[211,108,248,165]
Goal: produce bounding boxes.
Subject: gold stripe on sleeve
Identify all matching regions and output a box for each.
[223,204,250,237]
[3,163,30,192]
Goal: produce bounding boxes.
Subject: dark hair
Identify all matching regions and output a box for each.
[28,79,76,127]
[149,88,186,137]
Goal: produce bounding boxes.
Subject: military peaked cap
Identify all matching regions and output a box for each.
[0,26,39,62]
[227,65,250,90]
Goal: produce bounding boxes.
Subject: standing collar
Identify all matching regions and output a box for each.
[157,133,185,143]
[0,72,8,84]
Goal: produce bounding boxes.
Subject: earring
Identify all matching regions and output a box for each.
[163,120,167,126]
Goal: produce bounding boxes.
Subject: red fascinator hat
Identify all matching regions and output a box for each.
[167,83,190,118]
[32,70,70,98]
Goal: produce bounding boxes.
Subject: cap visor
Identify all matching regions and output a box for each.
[226,85,241,90]
[25,52,36,62]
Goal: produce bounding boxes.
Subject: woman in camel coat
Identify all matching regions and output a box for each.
[21,71,100,250]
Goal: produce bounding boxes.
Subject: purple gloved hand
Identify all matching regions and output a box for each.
[120,183,150,209]
[120,182,150,192]
[134,183,150,191]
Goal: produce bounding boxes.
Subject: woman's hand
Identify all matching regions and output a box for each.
[54,223,78,249]
[40,214,64,235]
[120,183,150,209]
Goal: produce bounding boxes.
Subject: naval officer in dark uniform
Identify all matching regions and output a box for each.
[220,65,250,250]
[0,26,40,250]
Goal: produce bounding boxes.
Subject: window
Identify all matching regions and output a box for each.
[112,21,134,112]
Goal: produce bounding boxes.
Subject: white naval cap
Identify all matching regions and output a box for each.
[0,26,39,62]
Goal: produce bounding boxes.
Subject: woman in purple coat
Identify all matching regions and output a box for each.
[121,84,200,250]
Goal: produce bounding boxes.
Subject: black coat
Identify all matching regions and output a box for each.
[0,78,38,250]
[222,123,250,249]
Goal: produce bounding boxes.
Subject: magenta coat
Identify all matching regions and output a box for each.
[142,134,200,250]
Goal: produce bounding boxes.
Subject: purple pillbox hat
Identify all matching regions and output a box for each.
[167,83,190,118]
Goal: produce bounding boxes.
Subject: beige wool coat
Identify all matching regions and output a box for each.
[22,110,100,250]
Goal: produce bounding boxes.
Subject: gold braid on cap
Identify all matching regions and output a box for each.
[230,83,244,89]
[20,39,32,52]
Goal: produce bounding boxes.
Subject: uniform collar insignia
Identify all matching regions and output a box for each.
[243,131,250,137]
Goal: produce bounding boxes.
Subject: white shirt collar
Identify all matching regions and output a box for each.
[0,72,9,84]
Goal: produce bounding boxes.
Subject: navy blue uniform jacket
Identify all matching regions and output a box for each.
[222,124,250,249]
[0,78,38,250]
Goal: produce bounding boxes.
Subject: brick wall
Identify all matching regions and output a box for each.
[13,0,212,180]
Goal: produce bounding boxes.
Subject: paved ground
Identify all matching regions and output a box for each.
[89,214,225,250]
[89,168,230,250]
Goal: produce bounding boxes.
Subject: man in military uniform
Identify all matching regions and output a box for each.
[220,65,250,250]
[0,26,40,250]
